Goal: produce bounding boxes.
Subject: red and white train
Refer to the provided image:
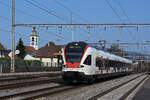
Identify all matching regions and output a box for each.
[61,41,132,83]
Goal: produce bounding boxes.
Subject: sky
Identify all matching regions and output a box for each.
[0,0,150,54]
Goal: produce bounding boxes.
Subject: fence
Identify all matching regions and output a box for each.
[0,60,62,73]
[41,62,62,67]
[0,64,2,73]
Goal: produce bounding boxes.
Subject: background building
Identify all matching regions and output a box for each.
[36,42,63,67]
[30,27,38,50]
[25,28,63,67]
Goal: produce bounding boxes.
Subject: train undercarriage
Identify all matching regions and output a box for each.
[61,71,131,84]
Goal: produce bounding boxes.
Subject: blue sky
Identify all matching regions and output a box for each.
[0,0,150,53]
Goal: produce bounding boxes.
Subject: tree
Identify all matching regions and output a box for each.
[108,44,128,57]
[0,43,6,50]
[108,44,123,56]
[16,38,26,59]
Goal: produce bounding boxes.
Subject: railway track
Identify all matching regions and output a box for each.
[0,76,38,82]
[0,74,112,100]
[0,76,62,90]
[0,81,84,100]
[89,74,147,100]
[0,73,147,100]
[41,73,147,100]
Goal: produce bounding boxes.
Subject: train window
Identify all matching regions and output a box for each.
[84,55,91,65]
[65,42,87,63]
[96,57,102,67]
[65,53,83,62]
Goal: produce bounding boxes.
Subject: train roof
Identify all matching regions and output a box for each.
[95,49,132,64]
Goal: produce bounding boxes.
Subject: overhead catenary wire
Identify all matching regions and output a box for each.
[113,0,139,42]
[15,27,71,45]
[25,0,78,42]
[0,1,68,44]
[105,0,123,23]
[0,0,101,43]
[115,0,132,23]
[25,0,69,23]
[38,28,71,42]
[53,0,95,42]
[15,29,69,47]
[104,0,136,42]
[0,0,148,54]
[0,0,70,46]
[27,0,93,42]
[53,0,91,24]
[0,0,51,23]
[105,0,126,42]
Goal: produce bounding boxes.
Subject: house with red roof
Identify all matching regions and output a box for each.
[25,46,37,57]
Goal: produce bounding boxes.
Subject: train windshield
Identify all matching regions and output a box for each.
[65,42,87,63]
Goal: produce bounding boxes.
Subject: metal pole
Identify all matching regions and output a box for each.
[58,26,62,41]
[0,64,3,73]
[15,23,150,27]
[120,27,122,41]
[87,26,90,42]
[72,17,74,42]
[11,0,15,72]
[70,12,72,24]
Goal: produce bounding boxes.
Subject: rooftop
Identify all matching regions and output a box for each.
[36,42,64,58]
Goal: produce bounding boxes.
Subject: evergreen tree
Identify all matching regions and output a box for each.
[0,43,6,50]
[16,38,26,59]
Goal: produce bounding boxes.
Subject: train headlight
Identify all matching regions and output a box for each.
[78,65,84,68]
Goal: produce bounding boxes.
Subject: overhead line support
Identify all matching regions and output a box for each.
[15,24,150,28]
[11,0,15,72]
[87,26,90,41]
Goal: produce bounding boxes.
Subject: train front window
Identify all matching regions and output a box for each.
[65,52,83,62]
[65,42,87,63]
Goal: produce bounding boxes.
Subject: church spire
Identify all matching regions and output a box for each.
[30,27,38,50]
[31,26,38,36]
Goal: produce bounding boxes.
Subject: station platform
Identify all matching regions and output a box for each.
[132,75,150,100]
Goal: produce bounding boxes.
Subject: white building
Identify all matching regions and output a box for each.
[30,27,38,50]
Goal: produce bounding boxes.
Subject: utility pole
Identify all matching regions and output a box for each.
[87,26,90,42]
[120,27,123,41]
[58,26,62,41]
[72,16,74,42]
[11,0,15,72]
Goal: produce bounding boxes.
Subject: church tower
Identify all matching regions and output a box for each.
[30,27,38,50]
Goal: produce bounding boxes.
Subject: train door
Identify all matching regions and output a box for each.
[101,58,106,73]
[95,57,105,74]
[105,59,109,73]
